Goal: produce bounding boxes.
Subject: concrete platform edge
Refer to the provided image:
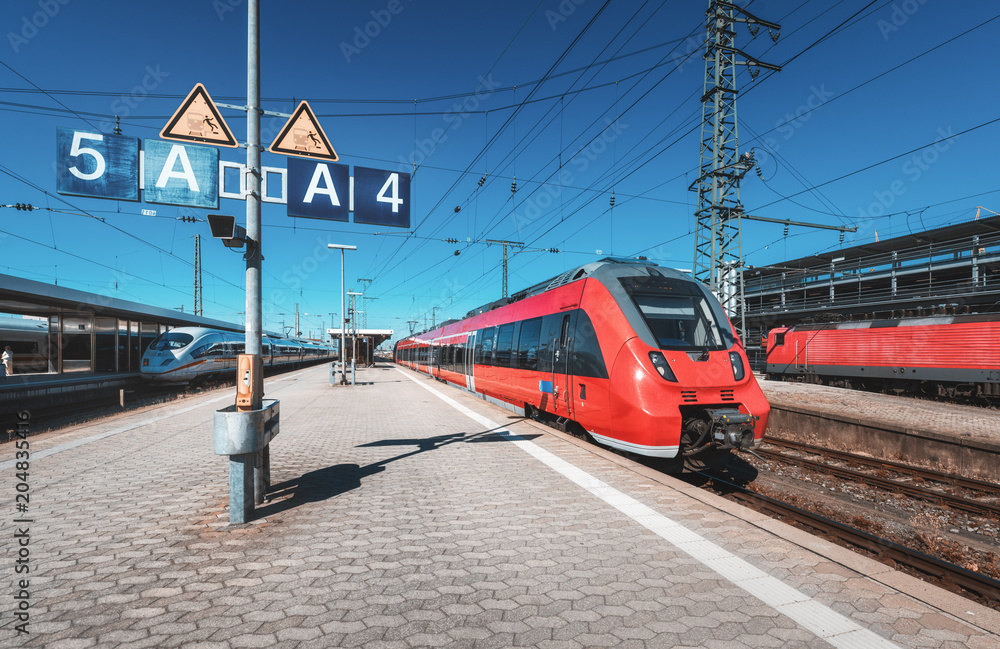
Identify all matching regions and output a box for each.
[525,417,1000,636]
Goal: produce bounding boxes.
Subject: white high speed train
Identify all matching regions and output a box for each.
[140,327,335,383]
[0,315,50,374]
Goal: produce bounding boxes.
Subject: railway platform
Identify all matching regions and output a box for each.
[3,363,999,648]
[760,379,1000,484]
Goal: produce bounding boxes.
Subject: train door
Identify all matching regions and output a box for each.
[465,331,476,392]
[550,312,576,419]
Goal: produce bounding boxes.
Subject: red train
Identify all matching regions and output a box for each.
[394,259,770,470]
[765,313,1000,399]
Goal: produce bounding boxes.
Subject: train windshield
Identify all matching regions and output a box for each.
[621,276,735,351]
[148,331,195,351]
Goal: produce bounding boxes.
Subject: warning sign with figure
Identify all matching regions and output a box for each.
[160,83,238,148]
[268,100,338,161]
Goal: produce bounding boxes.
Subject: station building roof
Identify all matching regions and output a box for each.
[0,272,241,331]
[747,215,1000,277]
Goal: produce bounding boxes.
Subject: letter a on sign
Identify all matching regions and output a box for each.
[160,83,238,148]
[268,101,338,161]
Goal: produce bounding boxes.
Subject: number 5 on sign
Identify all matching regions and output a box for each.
[354,166,410,228]
[56,128,140,201]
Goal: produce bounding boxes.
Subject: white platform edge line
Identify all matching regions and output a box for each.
[397,368,903,649]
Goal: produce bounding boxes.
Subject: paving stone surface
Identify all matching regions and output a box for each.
[1,364,998,648]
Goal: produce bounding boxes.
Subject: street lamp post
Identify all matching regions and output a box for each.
[328,244,357,385]
[347,291,362,381]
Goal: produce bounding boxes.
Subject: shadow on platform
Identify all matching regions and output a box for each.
[256,426,538,518]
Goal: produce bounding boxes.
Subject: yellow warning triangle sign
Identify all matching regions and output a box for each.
[160,83,238,148]
[268,101,338,161]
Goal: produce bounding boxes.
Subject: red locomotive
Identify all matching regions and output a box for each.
[765,313,1000,399]
[394,259,770,470]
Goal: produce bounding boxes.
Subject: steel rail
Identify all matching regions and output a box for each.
[757,446,1000,519]
[765,436,1000,494]
[704,477,1000,606]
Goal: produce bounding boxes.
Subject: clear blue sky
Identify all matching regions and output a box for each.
[2,1,998,343]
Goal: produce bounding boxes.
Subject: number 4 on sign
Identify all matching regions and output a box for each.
[377,173,404,213]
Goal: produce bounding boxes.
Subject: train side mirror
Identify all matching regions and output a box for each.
[208,214,247,249]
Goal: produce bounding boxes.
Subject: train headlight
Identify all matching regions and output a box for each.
[648,351,677,382]
[729,351,745,381]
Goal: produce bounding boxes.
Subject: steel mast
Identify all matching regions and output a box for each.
[692,1,780,338]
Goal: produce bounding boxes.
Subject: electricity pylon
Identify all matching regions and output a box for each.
[691,1,780,336]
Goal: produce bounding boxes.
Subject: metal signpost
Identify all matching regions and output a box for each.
[328,244,356,385]
[51,1,408,523]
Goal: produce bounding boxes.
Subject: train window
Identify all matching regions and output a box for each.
[495,324,515,367]
[517,318,542,370]
[559,315,571,348]
[477,327,495,365]
[455,344,465,371]
[148,331,194,351]
[191,334,222,358]
[621,276,735,351]
[571,310,609,379]
[774,332,786,346]
[628,292,730,351]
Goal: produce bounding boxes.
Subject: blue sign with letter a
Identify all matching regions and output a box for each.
[143,139,219,209]
[56,128,139,201]
[286,157,349,221]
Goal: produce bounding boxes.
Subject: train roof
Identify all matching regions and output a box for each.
[785,310,1000,331]
[463,258,683,319]
[0,315,48,332]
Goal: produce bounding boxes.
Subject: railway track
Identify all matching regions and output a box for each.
[759,437,1000,519]
[698,471,1000,608]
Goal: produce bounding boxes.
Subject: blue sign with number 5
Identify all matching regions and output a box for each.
[56,128,140,201]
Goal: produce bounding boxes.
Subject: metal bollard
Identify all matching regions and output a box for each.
[214,399,280,523]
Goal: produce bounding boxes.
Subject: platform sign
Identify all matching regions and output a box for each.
[143,139,219,209]
[286,157,349,221]
[353,167,410,228]
[56,128,140,201]
[268,101,338,161]
[160,83,238,148]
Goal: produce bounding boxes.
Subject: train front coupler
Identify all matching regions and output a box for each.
[682,408,758,456]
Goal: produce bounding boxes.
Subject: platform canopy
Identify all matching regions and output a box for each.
[327,328,394,349]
